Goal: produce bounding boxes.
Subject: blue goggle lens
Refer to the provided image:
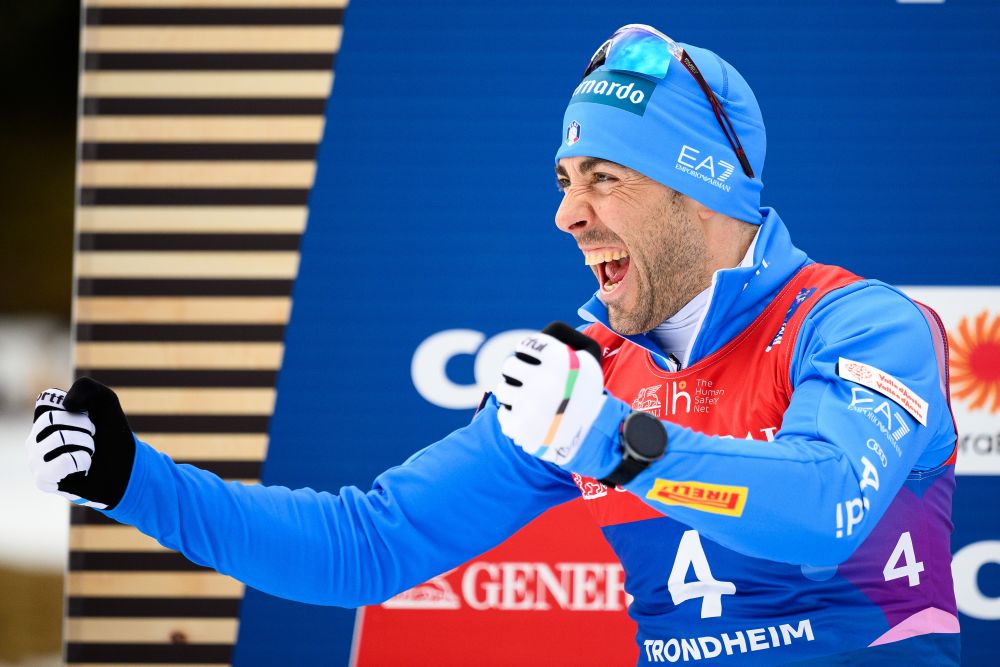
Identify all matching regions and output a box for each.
[600,27,672,79]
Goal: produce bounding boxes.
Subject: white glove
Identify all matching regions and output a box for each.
[494,328,607,466]
[26,388,108,510]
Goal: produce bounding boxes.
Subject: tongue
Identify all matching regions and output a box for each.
[605,257,629,283]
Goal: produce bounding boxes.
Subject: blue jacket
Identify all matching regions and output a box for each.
[104,208,958,664]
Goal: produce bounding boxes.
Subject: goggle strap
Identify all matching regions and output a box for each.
[681,50,755,179]
[580,29,757,180]
[708,94,756,180]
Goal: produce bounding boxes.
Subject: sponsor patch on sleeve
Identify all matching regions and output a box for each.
[837,357,928,426]
[646,480,748,517]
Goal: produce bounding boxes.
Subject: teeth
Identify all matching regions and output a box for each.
[603,280,618,292]
[583,249,629,266]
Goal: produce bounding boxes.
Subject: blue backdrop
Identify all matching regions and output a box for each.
[232,1,999,664]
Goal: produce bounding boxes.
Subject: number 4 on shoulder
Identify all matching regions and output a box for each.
[883,531,924,587]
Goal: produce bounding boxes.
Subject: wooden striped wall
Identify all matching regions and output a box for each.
[69,1,346,664]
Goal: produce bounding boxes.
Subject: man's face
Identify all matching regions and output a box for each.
[555,156,710,335]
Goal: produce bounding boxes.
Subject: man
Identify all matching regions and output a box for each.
[28,24,959,665]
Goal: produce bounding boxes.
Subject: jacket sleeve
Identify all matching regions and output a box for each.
[102,400,579,606]
[579,282,955,566]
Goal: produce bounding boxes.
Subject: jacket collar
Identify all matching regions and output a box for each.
[577,207,810,370]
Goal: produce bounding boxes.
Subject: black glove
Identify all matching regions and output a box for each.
[27,377,136,510]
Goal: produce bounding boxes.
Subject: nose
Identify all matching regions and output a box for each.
[554,188,592,235]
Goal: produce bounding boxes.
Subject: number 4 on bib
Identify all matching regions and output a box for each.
[883,531,924,587]
[668,530,736,618]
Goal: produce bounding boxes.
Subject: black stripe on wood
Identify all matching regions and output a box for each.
[72,507,122,525]
[175,460,263,479]
[71,461,262,491]
[77,279,295,297]
[80,188,311,206]
[70,551,211,572]
[78,233,301,251]
[71,462,259,506]
[66,642,234,663]
[68,458,260,495]
[81,142,317,160]
[84,52,336,71]
[76,324,286,343]
[83,97,327,116]
[67,596,241,618]
[85,7,345,26]
[75,369,279,388]
[126,415,271,434]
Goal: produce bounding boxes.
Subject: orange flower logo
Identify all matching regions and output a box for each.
[949,310,1000,414]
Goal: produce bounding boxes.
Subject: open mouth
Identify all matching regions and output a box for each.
[584,249,630,294]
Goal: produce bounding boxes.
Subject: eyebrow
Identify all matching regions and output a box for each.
[554,158,623,179]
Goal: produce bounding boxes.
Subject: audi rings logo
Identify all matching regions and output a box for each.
[411,329,534,409]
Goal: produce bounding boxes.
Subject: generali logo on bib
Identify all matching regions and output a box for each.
[572,472,626,500]
[632,384,663,416]
[382,561,628,612]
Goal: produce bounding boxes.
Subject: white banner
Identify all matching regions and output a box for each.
[901,287,1000,476]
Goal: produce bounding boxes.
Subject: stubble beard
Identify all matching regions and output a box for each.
[607,195,709,336]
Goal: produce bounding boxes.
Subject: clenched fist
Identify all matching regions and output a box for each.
[493,322,607,467]
[25,378,136,510]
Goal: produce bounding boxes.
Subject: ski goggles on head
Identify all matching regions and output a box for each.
[582,24,755,178]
